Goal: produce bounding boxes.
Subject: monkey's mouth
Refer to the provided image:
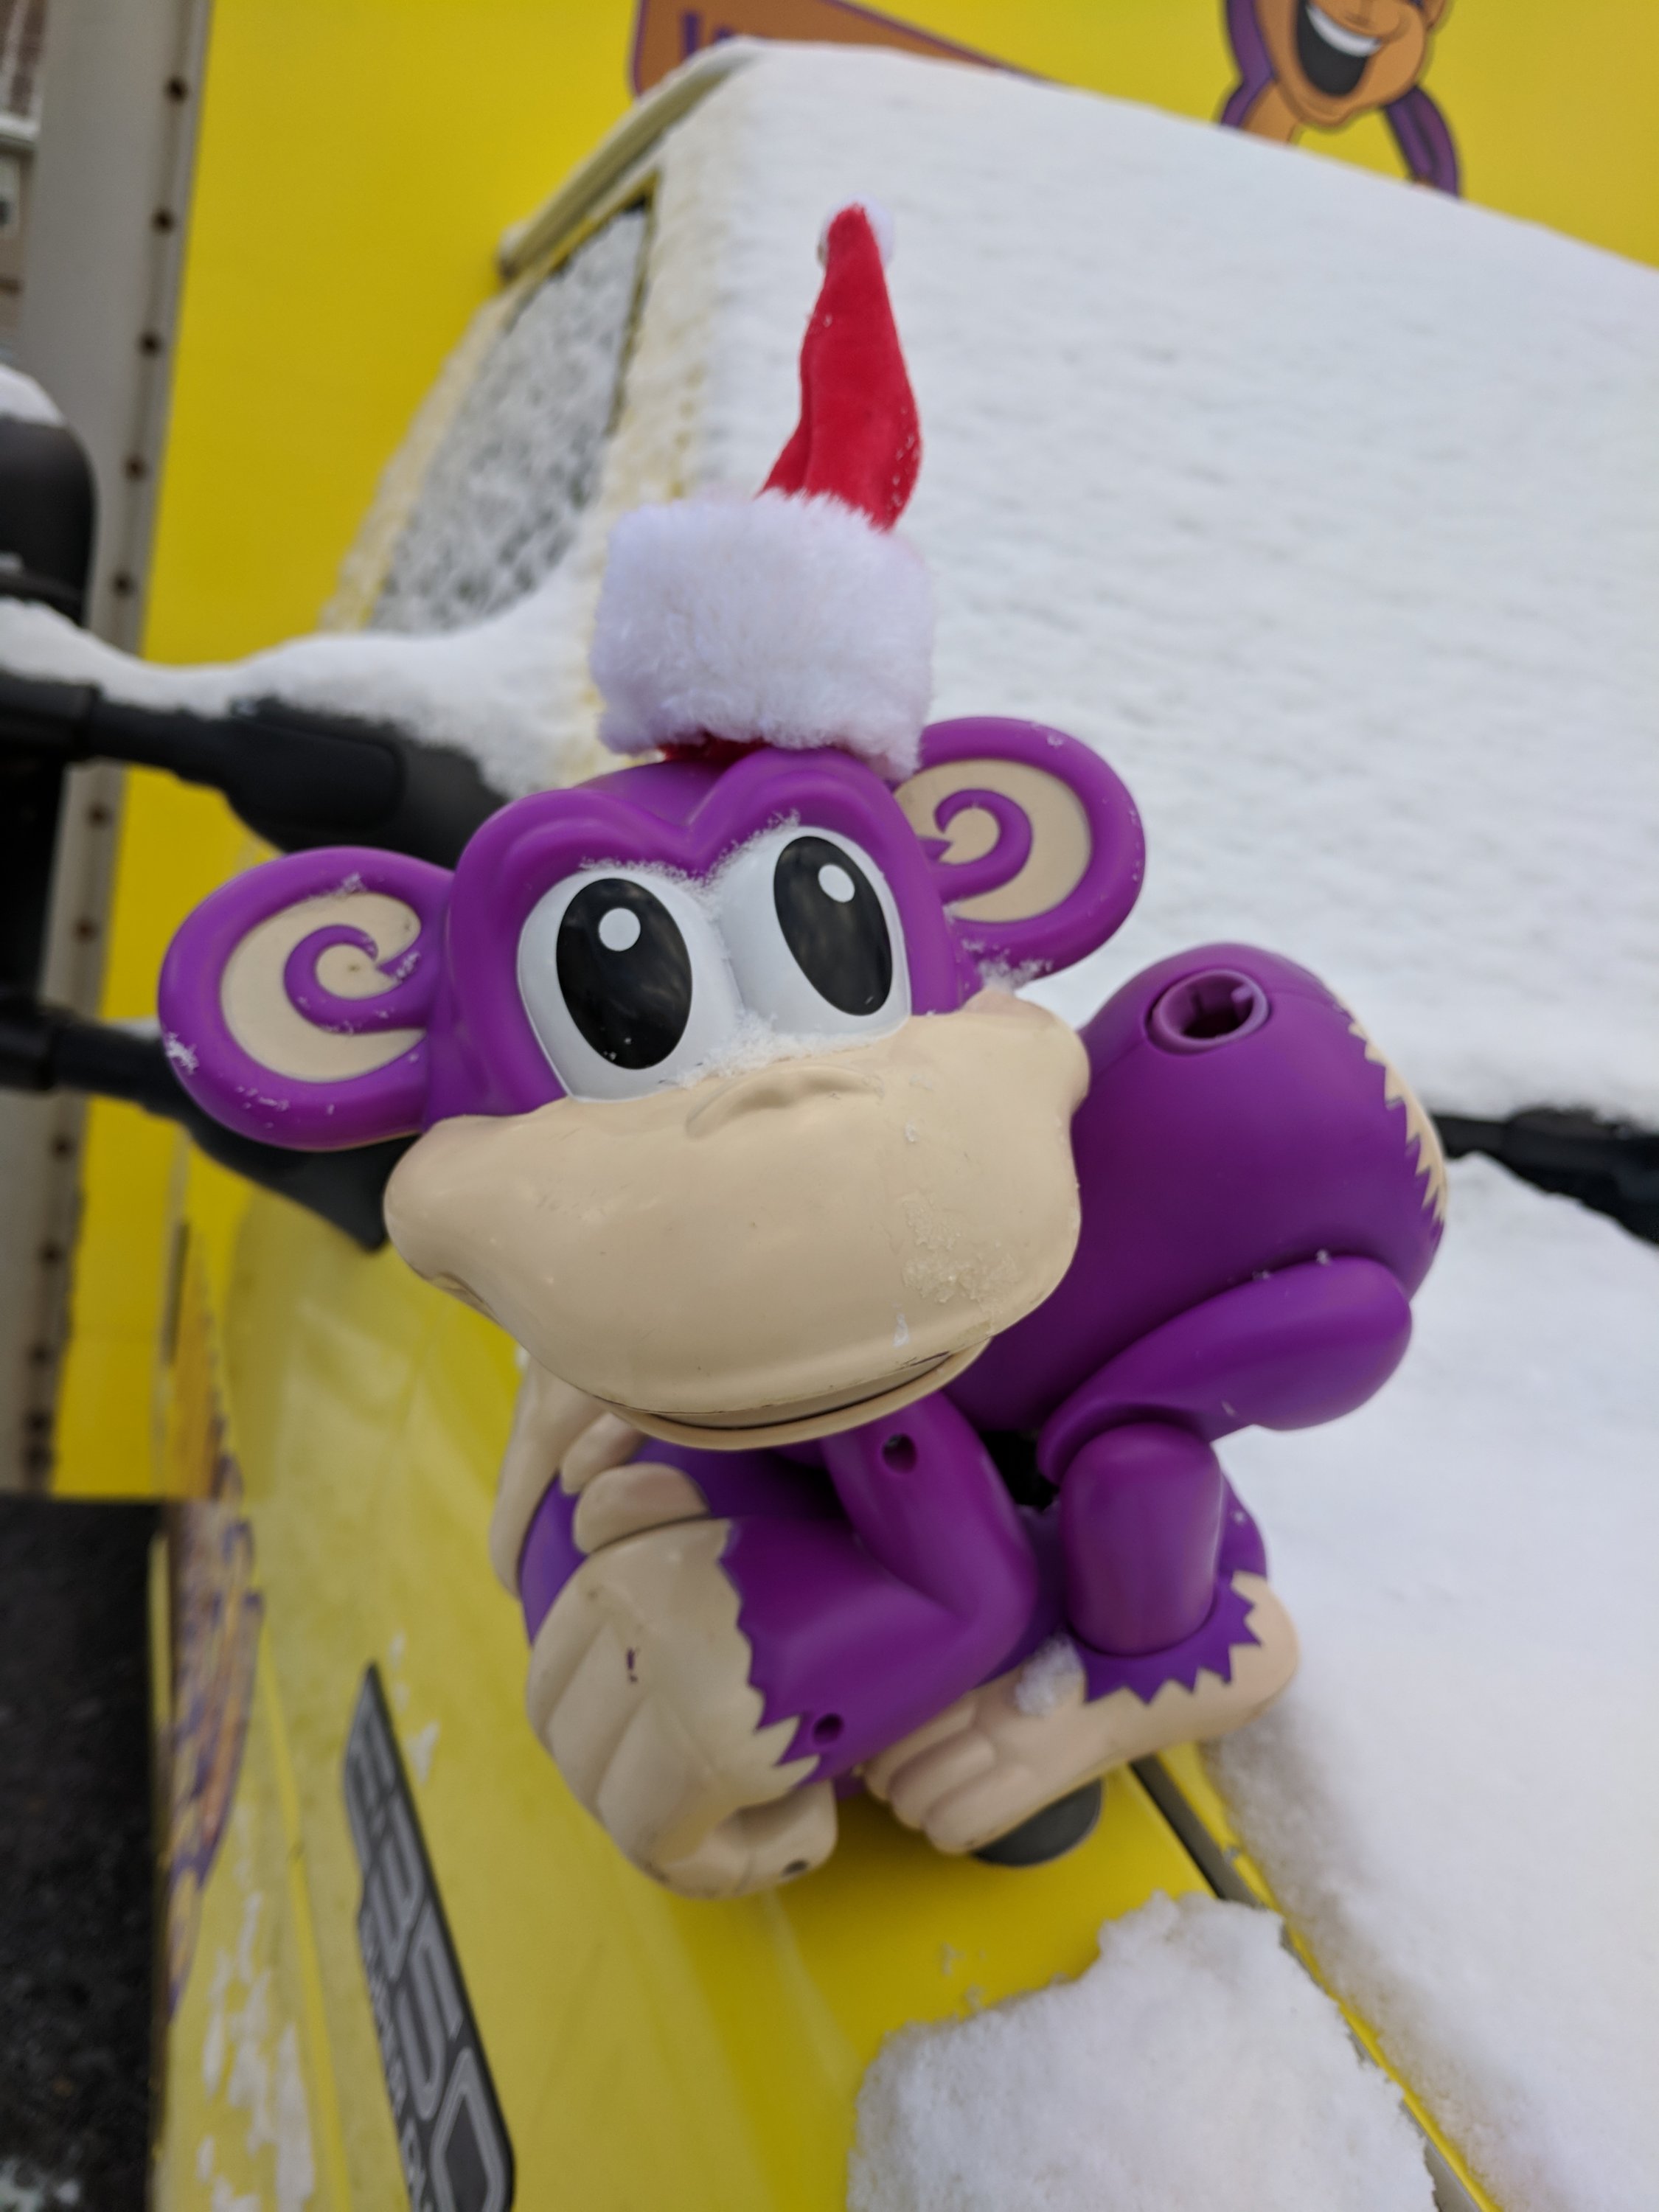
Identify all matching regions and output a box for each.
[611,1345,986,1453]
[1295,1,1379,96]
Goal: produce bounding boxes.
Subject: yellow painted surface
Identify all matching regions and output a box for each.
[54,0,643,1493]
[156,1638,355,2212]
[941,0,1659,264]
[152,1185,1208,2206]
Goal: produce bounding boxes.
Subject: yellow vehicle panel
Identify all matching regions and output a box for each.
[151,1162,1209,2206]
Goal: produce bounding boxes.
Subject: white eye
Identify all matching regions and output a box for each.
[717,828,909,1038]
[518,868,742,1101]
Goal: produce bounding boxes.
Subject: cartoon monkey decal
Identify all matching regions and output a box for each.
[159,208,1444,1896]
[1220,0,1460,193]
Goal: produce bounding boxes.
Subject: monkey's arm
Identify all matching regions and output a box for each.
[1044,1254,1409,1659]
[500,1368,1037,1893]
[868,1259,1407,1854]
[720,1390,1042,1777]
[1385,86,1460,194]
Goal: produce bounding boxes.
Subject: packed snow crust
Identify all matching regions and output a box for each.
[848,1889,1434,2212]
[1210,1157,1659,2212]
[1,49,1651,1124]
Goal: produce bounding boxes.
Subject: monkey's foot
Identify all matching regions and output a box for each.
[863,1571,1296,1857]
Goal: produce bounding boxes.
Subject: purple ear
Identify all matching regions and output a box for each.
[158,847,451,1149]
[894,717,1144,975]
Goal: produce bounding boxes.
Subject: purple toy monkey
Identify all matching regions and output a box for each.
[158,206,1444,1896]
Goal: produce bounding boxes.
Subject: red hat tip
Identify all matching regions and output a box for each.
[818,199,895,268]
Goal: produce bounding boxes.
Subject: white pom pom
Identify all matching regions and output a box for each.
[818,199,896,268]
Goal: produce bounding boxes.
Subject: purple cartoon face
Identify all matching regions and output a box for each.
[160,718,1144,1445]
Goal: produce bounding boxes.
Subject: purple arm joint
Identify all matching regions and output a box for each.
[517,1403,1038,1784]
[734,1395,1040,1777]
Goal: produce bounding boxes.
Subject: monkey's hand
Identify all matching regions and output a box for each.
[524,1516,833,1899]
[490,1364,655,1591]
[864,1573,1295,1855]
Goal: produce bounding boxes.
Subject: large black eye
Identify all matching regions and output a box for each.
[555,878,692,1068]
[520,867,742,1101]
[771,835,893,1017]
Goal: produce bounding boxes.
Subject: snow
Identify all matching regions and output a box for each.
[1012,1630,1086,1717]
[659,49,1659,1124]
[1208,1156,1659,2212]
[1,50,1652,1124]
[0,2163,81,2211]
[0,573,606,801]
[0,365,63,425]
[848,1889,1434,2212]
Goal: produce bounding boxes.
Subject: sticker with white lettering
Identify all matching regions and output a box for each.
[344,1666,514,2212]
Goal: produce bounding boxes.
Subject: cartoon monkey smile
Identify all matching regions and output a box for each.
[1295,1,1382,97]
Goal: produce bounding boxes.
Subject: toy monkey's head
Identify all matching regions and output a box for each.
[159,719,1141,1446]
[1248,0,1449,130]
[156,203,1144,1444]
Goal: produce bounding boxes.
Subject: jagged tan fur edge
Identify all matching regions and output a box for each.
[523,1519,817,1842]
[319,283,526,633]
[1342,1005,1450,1225]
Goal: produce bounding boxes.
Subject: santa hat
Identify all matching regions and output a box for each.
[589,203,933,782]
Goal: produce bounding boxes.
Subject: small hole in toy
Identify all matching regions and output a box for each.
[1147,970,1270,1054]
[1184,987,1250,1039]
[812,1713,844,1744]
[783,1860,810,1878]
[882,1433,918,1472]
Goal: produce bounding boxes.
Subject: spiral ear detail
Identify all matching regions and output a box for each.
[221,891,435,1082]
[921,785,1034,907]
[159,849,452,1147]
[895,717,1144,976]
[281,917,434,1037]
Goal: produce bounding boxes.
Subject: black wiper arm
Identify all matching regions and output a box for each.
[0,992,404,1250]
[0,669,504,866]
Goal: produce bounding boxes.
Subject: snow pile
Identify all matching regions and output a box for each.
[1209,1156,1659,2212]
[0,366,64,425]
[374,209,647,634]
[668,49,1659,1123]
[0,571,606,799]
[848,1889,1433,2212]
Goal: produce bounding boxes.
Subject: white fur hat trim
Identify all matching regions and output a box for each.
[590,490,934,781]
